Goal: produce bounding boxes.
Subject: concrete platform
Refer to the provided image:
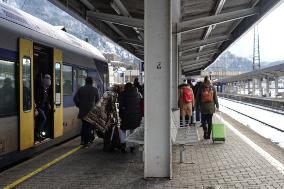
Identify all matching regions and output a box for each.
[1,113,284,189]
[218,93,284,111]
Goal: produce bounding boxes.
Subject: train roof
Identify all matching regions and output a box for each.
[0,2,107,62]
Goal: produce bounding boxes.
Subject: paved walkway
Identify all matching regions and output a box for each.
[1,113,284,189]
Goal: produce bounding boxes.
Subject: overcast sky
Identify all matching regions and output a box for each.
[229,2,284,62]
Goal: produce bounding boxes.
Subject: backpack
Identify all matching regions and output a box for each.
[201,86,213,103]
[182,87,193,103]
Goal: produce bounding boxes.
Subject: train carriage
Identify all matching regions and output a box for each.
[0,2,108,169]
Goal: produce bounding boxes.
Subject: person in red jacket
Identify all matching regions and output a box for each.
[178,83,195,127]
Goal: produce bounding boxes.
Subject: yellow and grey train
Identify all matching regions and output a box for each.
[0,2,108,169]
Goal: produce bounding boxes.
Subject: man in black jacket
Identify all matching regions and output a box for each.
[74,77,99,146]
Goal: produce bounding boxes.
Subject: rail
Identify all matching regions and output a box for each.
[220,103,284,133]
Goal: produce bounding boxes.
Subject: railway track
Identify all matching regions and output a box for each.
[220,97,284,133]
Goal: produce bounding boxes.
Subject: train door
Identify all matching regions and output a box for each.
[19,38,34,150]
[53,49,63,138]
[33,44,54,143]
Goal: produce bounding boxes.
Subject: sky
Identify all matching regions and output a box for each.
[229,2,284,62]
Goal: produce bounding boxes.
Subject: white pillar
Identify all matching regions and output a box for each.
[252,79,256,96]
[275,76,279,96]
[266,77,270,97]
[171,0,180,109]
[242,81,245,94]
[145,0,171,178]
[259,78,263,97]
[178,51,182,84]
[248,80,251,95]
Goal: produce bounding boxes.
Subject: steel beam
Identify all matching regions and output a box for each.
[177,7,258,34]
[183,68,203,75]
[183,64,205,71]
[80,0,95,10]
[87,11,144,29]
[182,60,210,69]
[180,49,218,61]
[180,35,230,52]
[198,0,226,53]
[111,0,130,16]
[77,0,141,52]
[110,0,144,40]
[181,58,210,66]
[119,39,144,47]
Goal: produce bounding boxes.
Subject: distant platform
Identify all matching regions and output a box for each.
[218,93,284,111]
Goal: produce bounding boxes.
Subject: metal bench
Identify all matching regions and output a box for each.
[125,112,199,163]
[171,112,199,163]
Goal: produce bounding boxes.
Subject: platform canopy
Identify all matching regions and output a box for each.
[48,0,282,76]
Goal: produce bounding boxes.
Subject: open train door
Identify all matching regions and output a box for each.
[19,38,34,150]
[53,48,63,138]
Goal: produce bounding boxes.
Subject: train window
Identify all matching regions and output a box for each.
[77,69,87,89]
[23,57,31,112]
[63,65,72,95]
[55,63,61,105]
[0,60,16,116]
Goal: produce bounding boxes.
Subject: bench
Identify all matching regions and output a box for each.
[171,109,199,163]
[125,109,199,163]
[124,120,145,160]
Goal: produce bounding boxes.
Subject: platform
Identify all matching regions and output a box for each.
[1,113,284,189]
[218,93,284,111]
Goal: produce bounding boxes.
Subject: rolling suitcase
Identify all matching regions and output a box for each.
[212,112,225,142]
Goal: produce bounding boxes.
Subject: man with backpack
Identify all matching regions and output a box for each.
[196,76,219,139]
[178,82,195,127]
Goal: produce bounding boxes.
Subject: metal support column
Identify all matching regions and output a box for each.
[145,0,171,178]
[275,76,279,96]
[266,77,270,97]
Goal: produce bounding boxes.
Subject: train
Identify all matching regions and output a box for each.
[0,2,109,169]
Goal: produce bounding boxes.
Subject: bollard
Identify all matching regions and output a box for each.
[179,144,185,163]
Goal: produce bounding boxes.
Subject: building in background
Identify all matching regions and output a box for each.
[105,53,141,85]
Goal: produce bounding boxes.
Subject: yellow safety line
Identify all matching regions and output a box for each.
[3,146,82,189]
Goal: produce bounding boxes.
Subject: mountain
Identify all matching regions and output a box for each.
[207,51,253,72]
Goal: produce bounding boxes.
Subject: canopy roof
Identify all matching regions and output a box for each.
[48,0,282,75]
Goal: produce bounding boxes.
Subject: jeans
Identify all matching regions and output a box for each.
[81,120,93,144]
[196,107,201,122]
[35,108,47,140]
[201,114,213,138]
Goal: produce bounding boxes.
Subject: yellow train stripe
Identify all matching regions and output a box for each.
[3,145,82,189]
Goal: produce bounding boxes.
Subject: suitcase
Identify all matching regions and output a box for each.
[212,123,225,142]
